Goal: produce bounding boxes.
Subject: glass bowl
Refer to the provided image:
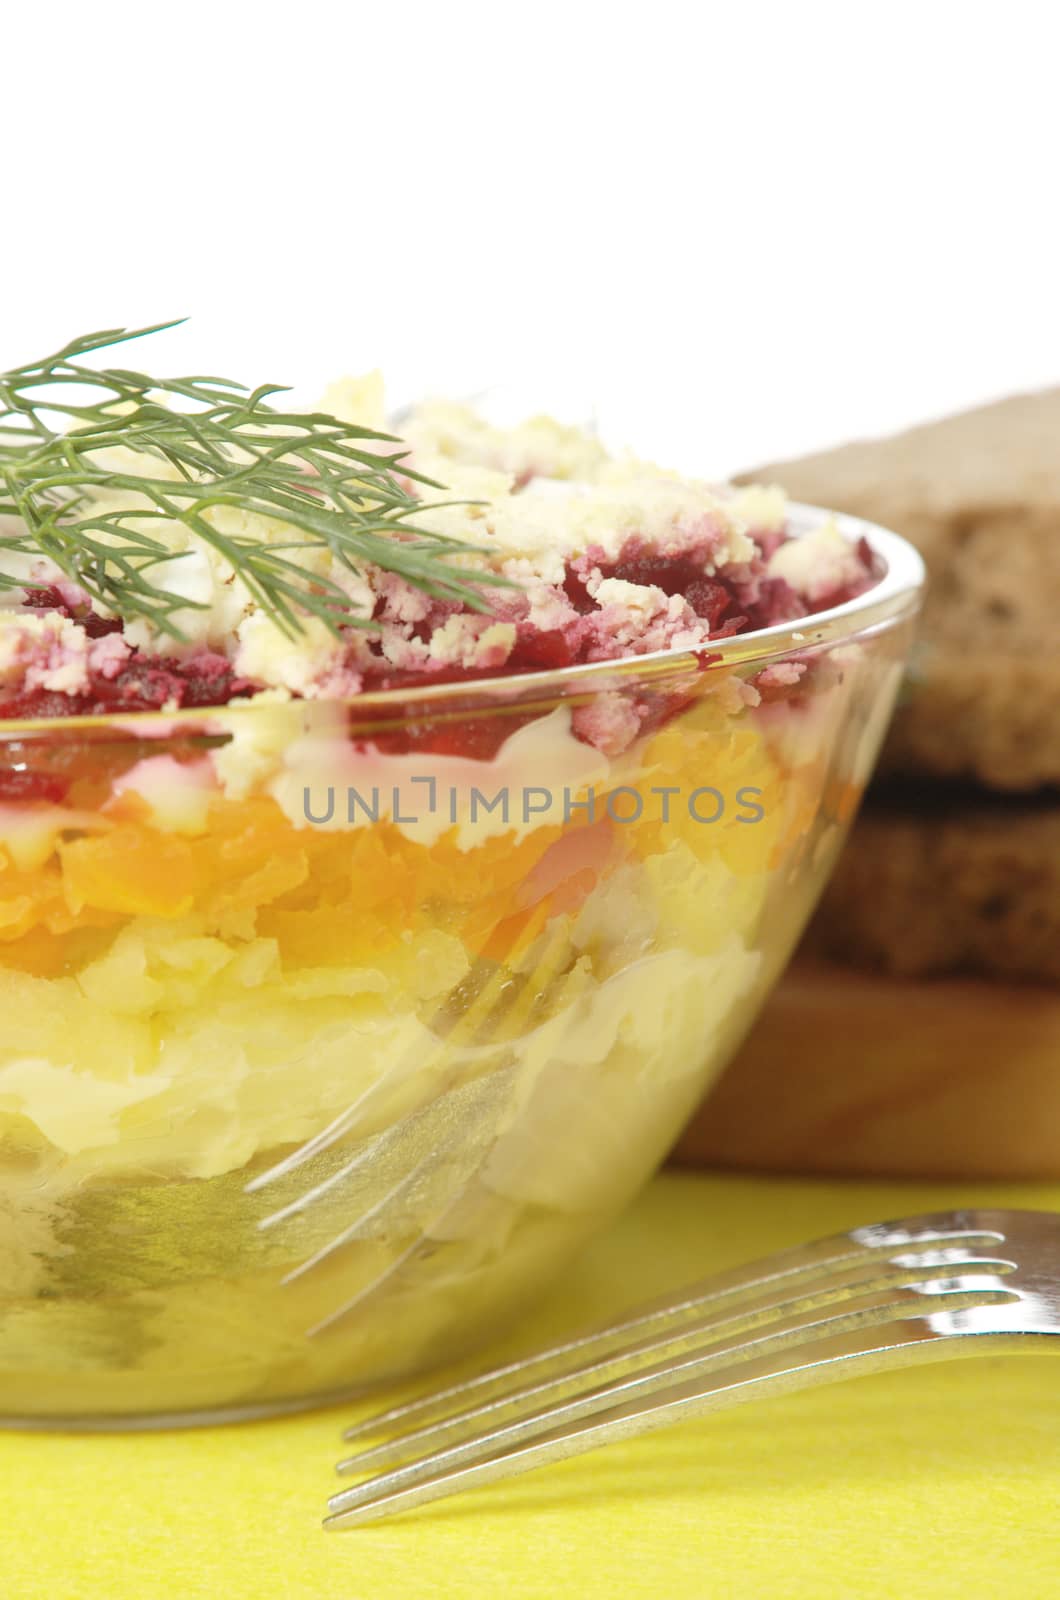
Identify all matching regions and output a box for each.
[0,506,923,1426]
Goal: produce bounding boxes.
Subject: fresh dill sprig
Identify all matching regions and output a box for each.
[0,321,505,640]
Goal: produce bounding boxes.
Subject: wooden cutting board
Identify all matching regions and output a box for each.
[674,959,1060,1180]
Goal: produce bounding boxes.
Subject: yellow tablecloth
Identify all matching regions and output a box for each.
[2,1172,1057,1599]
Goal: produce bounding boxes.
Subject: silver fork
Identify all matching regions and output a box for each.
[246,919,584,1336]
[325,1208,1059,1528]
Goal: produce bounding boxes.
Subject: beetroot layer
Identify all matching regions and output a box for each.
[0,538,878,743]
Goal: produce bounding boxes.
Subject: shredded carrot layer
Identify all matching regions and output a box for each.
[0,713,833,981]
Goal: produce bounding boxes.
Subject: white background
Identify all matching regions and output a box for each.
[3,1,1058,476]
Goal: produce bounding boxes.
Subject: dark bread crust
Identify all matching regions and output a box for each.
[806,790,1060,983]
[737,390,1060,791]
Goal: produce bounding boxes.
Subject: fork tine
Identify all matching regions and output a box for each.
[284,1137,477,1288]
[339,1217,1003,1444]
[335,1246,1011,1475]
[302,1066,523,1333]
[299,926,582,1334]
[248,906,567,1202]
[244,1078,391,1195]
[327,1265,1018,1528]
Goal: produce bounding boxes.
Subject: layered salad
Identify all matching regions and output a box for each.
[0,331,893,1419]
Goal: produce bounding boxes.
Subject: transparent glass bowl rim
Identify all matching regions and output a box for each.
[0,503,925,736]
